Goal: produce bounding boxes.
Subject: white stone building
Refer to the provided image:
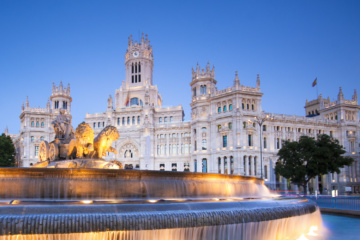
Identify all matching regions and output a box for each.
[12,34,360,194]
[13,82,72,167]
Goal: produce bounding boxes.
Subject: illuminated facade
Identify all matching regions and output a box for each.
[13,34,360,194]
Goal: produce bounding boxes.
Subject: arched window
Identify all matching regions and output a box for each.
[170,116,173,122]
[159,117,162,123]
[194,159,197,172]
[93,123,96,128]
[229,104,232,111]
[117,118,120,125]
[137,116,140,124]
[132,116,135,124]
[218,107,221,113]
[229,122,232,129]
[223,105,227,112]
[41,122,44,127]
[247,104,249,110]
[130,98,141,106]
[127,117,130,125]
[202,158,207,173]
[138,62,141,72]
[164,117,168,123]
[230,156,234,174]
[251,104,254,110]
[201,127,206,133]
[31,121,34,127]
[122,117,125,125]
[242,103,245,109]
[132,63,134,73]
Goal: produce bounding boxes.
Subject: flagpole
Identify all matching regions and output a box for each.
[316,82,319,98]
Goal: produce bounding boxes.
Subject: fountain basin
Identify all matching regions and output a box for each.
[0,168,270,200]
[0,168,322,239]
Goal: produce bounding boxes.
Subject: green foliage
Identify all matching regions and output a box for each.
[275,134,353,194]
[0,133,16,167]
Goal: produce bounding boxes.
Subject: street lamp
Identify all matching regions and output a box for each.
[253,113,273,179]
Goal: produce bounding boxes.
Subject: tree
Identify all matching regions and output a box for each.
[275,134,353,195]
[0,133,16,167]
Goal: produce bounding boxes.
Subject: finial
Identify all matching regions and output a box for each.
[59,81,63,90]
[338,87,344,101]
[141,32,144,43]
[21,102,24,111]
[25,96,29,107]
[234,71,240,86]
[4,126,8,135]
[206,61,210,72]
[256,74,260,88]
[353,89,358,102]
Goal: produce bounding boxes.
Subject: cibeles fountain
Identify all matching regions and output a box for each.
[0,110,323,240]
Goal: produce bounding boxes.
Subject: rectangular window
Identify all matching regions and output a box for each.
[160,164,165,171]
[223,135,227,148]
[229,122,232,129]
[248,135,252,146]
[184,162,190,172]
[264,165,268,179]
[93,123,96,128]
[98,122,101,128]
[276,138,280,149]
[263,137,267,149]
[194,160,197,172]
[31,136,34,142]
[263,125,266,131]
[35,146,39,156]
[330,131,333,137]
[243,122,246,128]
[172,163,177,172]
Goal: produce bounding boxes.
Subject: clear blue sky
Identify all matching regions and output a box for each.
[1,0,359,134]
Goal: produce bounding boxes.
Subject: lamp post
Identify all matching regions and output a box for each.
[253,114,272,179]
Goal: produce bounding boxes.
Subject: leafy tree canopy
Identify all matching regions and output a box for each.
[0,133,16,167]
[275,134,353,194]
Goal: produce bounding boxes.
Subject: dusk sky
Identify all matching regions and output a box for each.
[1,0,359,134]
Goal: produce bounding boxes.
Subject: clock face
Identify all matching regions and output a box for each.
[133,51,139,57]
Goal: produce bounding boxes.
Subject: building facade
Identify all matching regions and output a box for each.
[12,34,360,194]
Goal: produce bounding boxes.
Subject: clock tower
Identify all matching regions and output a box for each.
[115,34,162,108]
[125,33,154,87]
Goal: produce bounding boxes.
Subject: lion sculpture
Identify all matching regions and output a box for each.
[67,122,94,159]
[90,126,119,159]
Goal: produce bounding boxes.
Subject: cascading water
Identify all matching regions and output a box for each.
[0,168,323,240]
